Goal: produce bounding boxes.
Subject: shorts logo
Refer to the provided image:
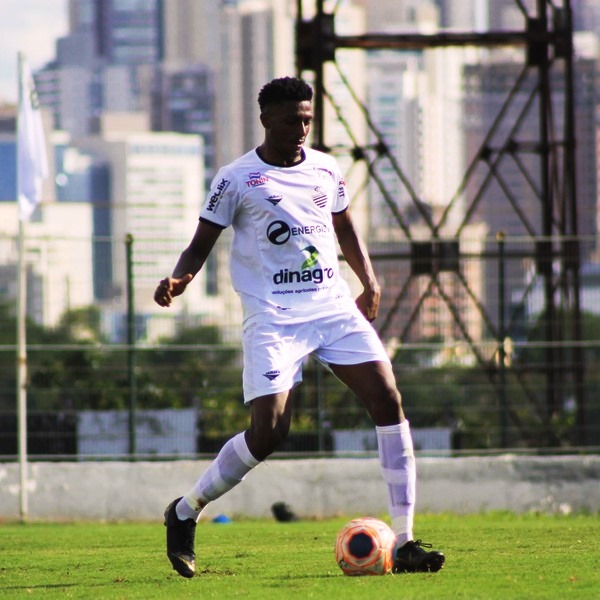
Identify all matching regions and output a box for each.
[265,194,283,206]
[312,186,328,208]
[246,172,269,187]
[263,370,280,381]
[301,245,319,269]
[267,220,291,245]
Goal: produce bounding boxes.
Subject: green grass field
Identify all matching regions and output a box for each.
[1,512,598,599]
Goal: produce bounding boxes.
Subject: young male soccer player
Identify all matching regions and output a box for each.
[154,76,445,577]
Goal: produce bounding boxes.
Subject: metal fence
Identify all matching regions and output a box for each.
[0,231,599,459]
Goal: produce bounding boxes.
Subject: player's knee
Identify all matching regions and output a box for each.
[269,417,291,446]
[368,386,403,425]
[370,365,403,409]
[374,382,402,407]
[247,416,290,459]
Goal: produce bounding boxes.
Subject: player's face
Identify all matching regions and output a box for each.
[262,100,313,162]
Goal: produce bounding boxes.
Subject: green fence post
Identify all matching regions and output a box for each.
[126,233,137,458]
[497,231,508,448]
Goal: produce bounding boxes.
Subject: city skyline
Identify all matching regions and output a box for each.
[0,0,68,103]
[0,0,597,347]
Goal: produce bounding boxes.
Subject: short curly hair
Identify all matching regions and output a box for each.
[257,77,313,112]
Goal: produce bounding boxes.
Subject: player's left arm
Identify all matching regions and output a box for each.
[332,209,381,322]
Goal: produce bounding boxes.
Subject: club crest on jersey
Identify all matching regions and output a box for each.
[246,172,269,187]
[265,194,283,206]
[312,186,328,208]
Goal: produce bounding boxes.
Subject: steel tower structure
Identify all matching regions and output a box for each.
[295,0,587,446]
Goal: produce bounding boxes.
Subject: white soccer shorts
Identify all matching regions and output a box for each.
[241,307,391,402]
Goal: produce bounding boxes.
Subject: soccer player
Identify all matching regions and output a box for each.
[154,76,445,578]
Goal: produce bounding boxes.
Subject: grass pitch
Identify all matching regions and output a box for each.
[0,512,598,599]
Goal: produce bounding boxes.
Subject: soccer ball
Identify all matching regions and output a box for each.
[335,517,396,576]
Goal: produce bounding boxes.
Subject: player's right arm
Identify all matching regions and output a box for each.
[154,219,223,307]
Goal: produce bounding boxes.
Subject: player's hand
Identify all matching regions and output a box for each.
[355,285,381,322]
[154,274,193,307]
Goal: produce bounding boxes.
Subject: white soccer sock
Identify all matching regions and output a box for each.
[376,420,416,547]
[177,432,260,522]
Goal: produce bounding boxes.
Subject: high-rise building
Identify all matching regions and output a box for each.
[54,133,113,300]
[161,0,218,68]
[35,0,164,134]
[215,0,295,166]
[367,50,424,235]
[0,202,95,327]
[573,0,600,33]
[462,55,598,329]
[151,65,216,186]
[0,114,93,327]
[91,0,163,65]
[463,57,597,247]
[35,0,221,184]
[364,1,480,236]
[72,127,212,340]
[0,109,18,203]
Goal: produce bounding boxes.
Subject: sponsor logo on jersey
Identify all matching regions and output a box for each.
[206,178,230,212]
[245,172,269,187]
[301,245,319,269]
[312,186,328,208]
[338,178,346,199]
[266,220,331,245]
[265,194,283,206]
[273,245,335,286]
[272,266,334,285]
[267,220,291,245]
[262,370,281,381]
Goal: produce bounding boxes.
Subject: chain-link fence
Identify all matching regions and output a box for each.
[0,231,599,459]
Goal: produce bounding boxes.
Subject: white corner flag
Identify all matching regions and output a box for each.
[17,55,48,222]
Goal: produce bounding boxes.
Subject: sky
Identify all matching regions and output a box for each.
[0,0,68,104]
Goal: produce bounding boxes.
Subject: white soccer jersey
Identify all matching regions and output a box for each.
[200,147,356,325]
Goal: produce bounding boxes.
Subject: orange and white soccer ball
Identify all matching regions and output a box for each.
[335,517,396,576]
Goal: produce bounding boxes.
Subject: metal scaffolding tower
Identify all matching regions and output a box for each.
[295,0,587,446]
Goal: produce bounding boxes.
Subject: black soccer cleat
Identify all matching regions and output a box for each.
[164,497,197,578]
[393,540,445,573]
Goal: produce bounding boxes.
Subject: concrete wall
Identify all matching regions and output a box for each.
[0,455,598,522]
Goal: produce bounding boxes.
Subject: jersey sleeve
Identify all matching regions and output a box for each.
[331,164,350,214]
[199,167,238,227]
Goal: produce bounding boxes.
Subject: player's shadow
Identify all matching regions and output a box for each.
[266,573,340,581]
[3,584,78,590]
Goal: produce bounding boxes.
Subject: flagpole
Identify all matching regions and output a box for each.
[15,51,49,522]
[16,51,29,522]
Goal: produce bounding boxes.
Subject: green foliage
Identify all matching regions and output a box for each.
[512,309,600,446]
[139,325,247,433]
[143,325,240,408]
[0,305,244,418]
[0,513,598,598]
[1,299,598,448]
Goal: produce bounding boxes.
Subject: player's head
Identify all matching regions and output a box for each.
[257,77,313,113]
[258,77,314,163]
